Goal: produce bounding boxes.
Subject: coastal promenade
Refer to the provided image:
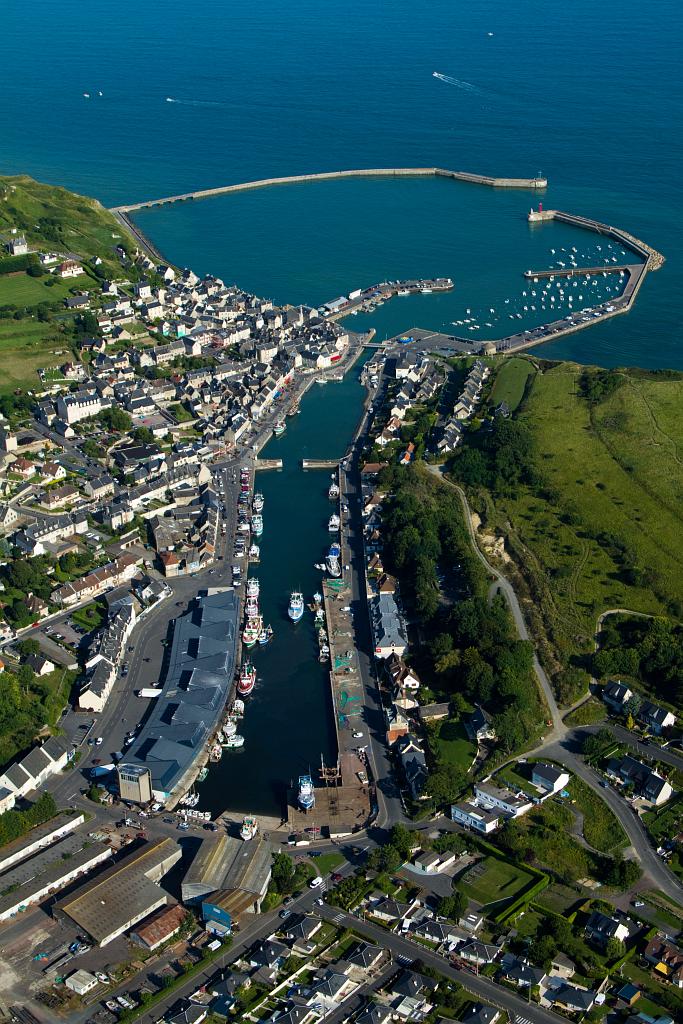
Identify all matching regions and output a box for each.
[110,166,548,215]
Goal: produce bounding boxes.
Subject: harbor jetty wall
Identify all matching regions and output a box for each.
[110,166,548,215]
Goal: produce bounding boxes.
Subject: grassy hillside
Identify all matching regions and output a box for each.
[451,359,683,689]
[0,174,139,395]
[0,174,134,275]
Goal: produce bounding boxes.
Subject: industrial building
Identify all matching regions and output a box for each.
[182,834,272,931]
[125,589,239,802]
[0,810,85,875]
[0,840,112,922]
[117,763,153,804]
[52,837,181,946]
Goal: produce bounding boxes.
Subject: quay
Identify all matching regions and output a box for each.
[523,264,634,279]
[287,465,373,837]
[322,276,454,321]
[301,458,339,469]
[254,458,283,470]
[110,166,548,215]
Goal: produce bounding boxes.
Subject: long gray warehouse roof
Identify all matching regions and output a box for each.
[126,588,239,797]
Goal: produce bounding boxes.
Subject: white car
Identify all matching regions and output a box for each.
[308,876,324,889]
[95,737,103,746]
[353,731,364,739]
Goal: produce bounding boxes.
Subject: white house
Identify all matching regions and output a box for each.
[531,763,570,795]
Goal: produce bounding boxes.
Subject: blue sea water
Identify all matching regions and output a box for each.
[2,0,683,367]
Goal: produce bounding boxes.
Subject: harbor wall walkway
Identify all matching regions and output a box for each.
[110,166,548,214]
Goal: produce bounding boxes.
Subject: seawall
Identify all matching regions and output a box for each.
[110,166,548,214]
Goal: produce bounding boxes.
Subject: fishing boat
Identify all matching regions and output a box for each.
[298,773,315,811]
[209,743,222,762]
[197,766,209,783]
[328,479,340,500]
[328,513,340,532]
[313,591,322,605]
[316,377,327,384]
[251,514,263,537]
[273,421,286,436]
[232,698,245,716]
[326,543,341,578]
[253,493,264,513]
[397,288,410,296]
[258,624,274,646]
[288,591,304,623]
[223,734,245,749]
[245,595,259,617]
[319,645,330,663]
[246,577,260,599]
[237,662,256,695]
[240,814,258,841]
[315,607,325,624]
[222,718,237,739]
[249,543,260,562]
[242,617,261,648]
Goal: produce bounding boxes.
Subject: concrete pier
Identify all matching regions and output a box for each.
[301,459,339,469]
[110,166,548,215]
[254,458,283,471]
[523,264,633,279]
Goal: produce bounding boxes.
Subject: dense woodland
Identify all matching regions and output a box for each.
[378,465,544,766]
[594,615,683,709]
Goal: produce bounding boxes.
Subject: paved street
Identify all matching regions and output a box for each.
[319,905,564,1024]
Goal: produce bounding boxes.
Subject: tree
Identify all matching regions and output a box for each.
[97,407,132,433]
[132,426,154,445]
[270,852,295,894]
[425,765,466,806]
[388,823,414,861]
[625,712,635,731]
[18,638,40,659]
[605,937,626,960]
[438,890,467,921]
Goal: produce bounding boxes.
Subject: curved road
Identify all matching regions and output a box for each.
[425,465,683,903]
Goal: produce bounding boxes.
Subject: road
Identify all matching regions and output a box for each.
[423,466,683,903]
[541,732,683,902]
[319,906,563,1024]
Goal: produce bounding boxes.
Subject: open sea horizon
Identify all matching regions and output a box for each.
[2,0,683,368]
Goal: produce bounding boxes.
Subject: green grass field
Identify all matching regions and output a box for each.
[489,357,535,412]
[0,272,77,308]
[429,717,477,773]
[490,363,683,664]
[0,174,136,276]
[0,318,72,394]
[568,777,628,853]
[456,855,535,908]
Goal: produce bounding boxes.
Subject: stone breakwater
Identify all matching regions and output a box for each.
[110,166,548,214]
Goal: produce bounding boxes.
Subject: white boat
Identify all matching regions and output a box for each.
[328,480,340,500]
[246,577,260,599]
[397,288,410,296]
[253,493,264,513]
[240,815,258,841]
[298,773,315,811]
[232,699,245,716]
[249,543,260,562]
[328,513,340,532]
[288,591,304,623]
[223,719,237,738]
[223,734,245,749]
[251,514,263,537]
[326,543,341,578]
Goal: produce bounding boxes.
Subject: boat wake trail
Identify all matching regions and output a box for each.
[432,72,480,93]
[165,96,226,107]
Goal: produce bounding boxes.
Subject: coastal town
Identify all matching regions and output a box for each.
[0,185,680,1024]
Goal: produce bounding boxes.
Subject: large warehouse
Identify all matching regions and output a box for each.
[126,588,239,802]
[182,834,272,926]
[52,838,181,946]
